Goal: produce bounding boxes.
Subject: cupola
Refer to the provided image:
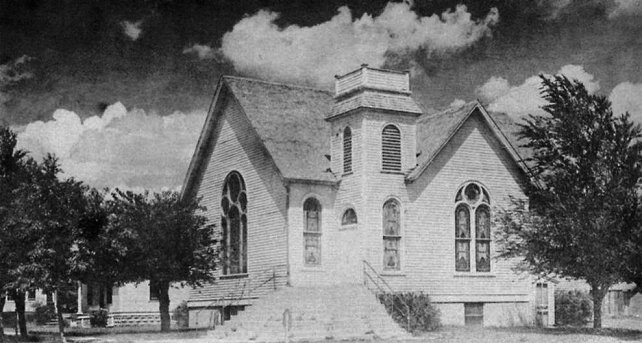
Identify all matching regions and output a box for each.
[327,64,423,120]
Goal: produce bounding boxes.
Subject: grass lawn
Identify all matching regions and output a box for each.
[3,316,641,342]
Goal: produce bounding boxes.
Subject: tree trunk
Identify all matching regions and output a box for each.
[54,290,67,343]
[159,280,171,332]
[13,290,28,339]
[0,293,5,343]
[590,284,607,329]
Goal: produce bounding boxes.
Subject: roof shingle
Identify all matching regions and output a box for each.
[224,76,337,183]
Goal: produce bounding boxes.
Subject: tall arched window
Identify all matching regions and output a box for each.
[303,197,322,266]
[382,125,401,172]
[343,126,352,174]
[383,199,401,270]
[455,182,491,272]
[221,172,247,275]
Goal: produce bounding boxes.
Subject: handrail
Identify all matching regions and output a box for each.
[194,265,286,327]
[362,260,411,332]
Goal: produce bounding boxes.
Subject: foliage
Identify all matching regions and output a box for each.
[494,75,642,328]
[90,309,110,328]
[555,290,592,326]
[173,301,189,328]
[107,190,217,331]
[377,292,440,333]
[33,302,56,325]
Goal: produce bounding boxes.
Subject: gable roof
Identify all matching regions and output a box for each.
[183,75,534,198]
[225,76,337,183]
[406,101,534,183]
[182,76,337,198]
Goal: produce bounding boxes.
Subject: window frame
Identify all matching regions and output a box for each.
[149,281,159,301]
[381,124,402,173]
[382,198,402,271]
[454,182,492,273]
[340,207,358,228]
[221,171,248,276]
[303,196,322,267]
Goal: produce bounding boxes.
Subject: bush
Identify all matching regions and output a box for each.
[173,301,189,328]
[33,302,56,325]
[90,309,109,327]
[555,290,592,326]
[377,292,440,333]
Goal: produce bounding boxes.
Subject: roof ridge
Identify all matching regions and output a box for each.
[223,75,333,94]
[417,101,477,123]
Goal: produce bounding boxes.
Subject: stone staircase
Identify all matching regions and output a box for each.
[208,284,410,342]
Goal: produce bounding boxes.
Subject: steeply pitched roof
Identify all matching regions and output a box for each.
[183,75,533,198]
[182,76,338,198]
[224,76,337,183]
[407,101,533,182]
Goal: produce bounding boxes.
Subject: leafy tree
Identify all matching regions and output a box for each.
[0,127,32,341]
[14,156,106,343]
[108,190,217,331]
[495,75,642,328]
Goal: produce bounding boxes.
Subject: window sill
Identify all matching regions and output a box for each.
[380,271,406,277]
[220,273,249,280]
[300,266,325,272]
[453,272,496,278]
[380,170,404,175]
[340,224,358,230]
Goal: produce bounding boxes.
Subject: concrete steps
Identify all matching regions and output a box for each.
[208,284,409,342]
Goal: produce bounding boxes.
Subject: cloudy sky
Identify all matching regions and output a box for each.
[1,0,641,191]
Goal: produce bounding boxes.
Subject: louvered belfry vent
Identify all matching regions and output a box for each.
[343,127,352,174]
[382,125,401,172]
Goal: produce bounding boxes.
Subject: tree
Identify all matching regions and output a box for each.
[108,190,217,331]
[495,75,642,329]
[14,156,105,343]
[0,127,32,341]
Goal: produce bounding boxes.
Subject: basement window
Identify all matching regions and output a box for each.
[464,303,483,326]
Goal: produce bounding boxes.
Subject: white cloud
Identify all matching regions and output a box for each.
[219,3,498,86]
[477,64,600,118]
[183,44,222,60]
[609,0,642,18]
[16,102,205,191]
[609,82,642,123]
[121,20,143,41]
[449,99,467,108]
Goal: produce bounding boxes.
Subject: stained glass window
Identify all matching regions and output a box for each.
[221,172,248,275]
[341,208,358,226]
[383,199,401,270]
[304,198,322,266]
[455,182,491,272]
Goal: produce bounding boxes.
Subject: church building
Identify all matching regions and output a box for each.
[181,65,554,339]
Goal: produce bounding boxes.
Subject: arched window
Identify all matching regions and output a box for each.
[221,172,247,275]
[382,125,401,172]
[303,197,322,266]
[343,127,352,174]
[341,208,358,226]
[455,182,491,272]
[383,199,401,270]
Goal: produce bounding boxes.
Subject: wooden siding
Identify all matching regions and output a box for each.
[188,95,289,305]
[356,110,533,302]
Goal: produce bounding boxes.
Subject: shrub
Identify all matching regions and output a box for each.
[555,290,592,326]
[377,292,440,333]
[173,301,189,328]
[33,302,56,325]
[90,309,110,327]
